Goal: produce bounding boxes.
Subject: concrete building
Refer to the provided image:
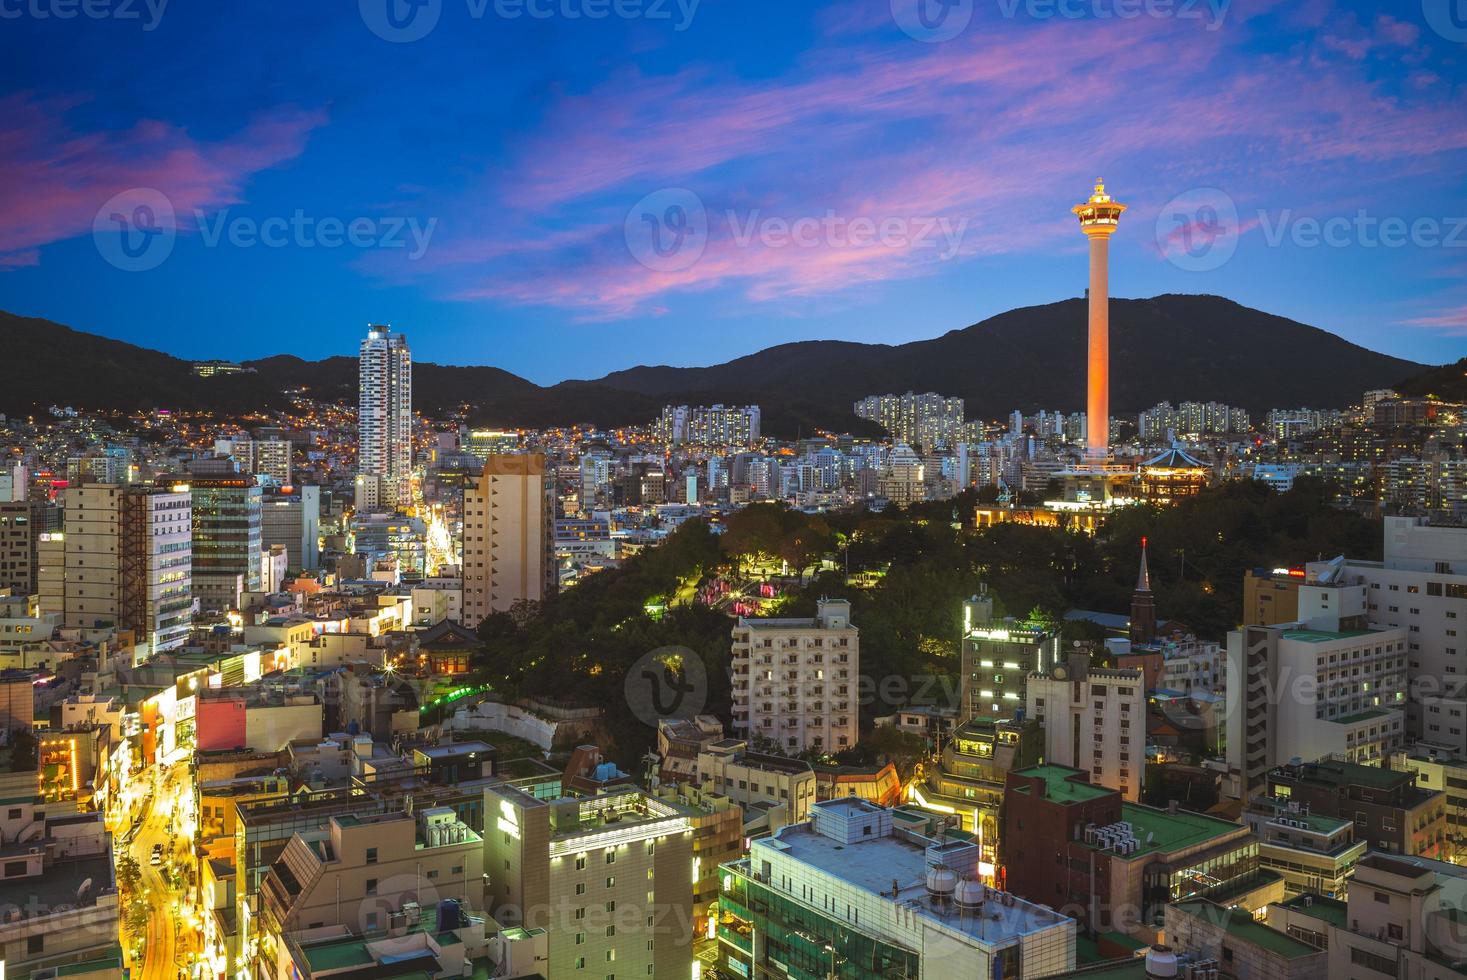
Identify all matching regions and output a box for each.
[960,616,1059,722]
[357,325,413,511]
[1002,765,1282,942]
[877,443,925,507]
[0,500,34,597]
[719,797,1077,979]
[907,714,1044,874]
[1394,747,1467,863]
[0,803,119,980]
[257,808,483,978]
[216,437,293,486]
[481,784,696,979]
[37,530,63,618]
[122,485,193,654]
[1243,567,1304,626]
[60,483,193,655]
[1026,658,1147,801]
[648,782,742,936]
[261,485,320,572]
[696,738,817,824]
[1225,607,1408,801]
[1265,759,1446,858]
[1243,796,1366,899]
[730,598,859,753]
[1166,898,1326,980]
[1299,519,1467,753]
[1273,757,1443,856]
[461,453,555,627]
[1267,853,1467,980]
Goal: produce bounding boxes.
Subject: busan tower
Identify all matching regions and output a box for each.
[1071,179,1126,463]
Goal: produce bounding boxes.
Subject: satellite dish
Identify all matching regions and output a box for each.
[77,878,93,899]
[1053,665,1069,681]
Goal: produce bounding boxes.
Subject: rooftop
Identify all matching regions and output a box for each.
[1171,899,1317,958]
[1115,804,1246,859]
[1275,892,1348,929]
[1271,759,1415,792]
[1280,628,1381,643]
[1332,708,1394,725]
[1010,765,1114,804]
[751,825,1068,946]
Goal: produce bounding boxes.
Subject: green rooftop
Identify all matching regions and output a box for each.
[1333,709,1392,725]
[1275,760,1412,791]
[1115,803,1245,858]
[299,939,375,972]
[1281,628,1379,643]
[1172,900,1318,958]
[1276,892,1348,929]
[53,947,125,977]
[1010,764,1113,803]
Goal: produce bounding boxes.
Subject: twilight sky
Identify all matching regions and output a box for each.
[1,0,1465,383]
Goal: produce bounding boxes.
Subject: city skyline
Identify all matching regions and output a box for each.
[2,0,1466,382]
[4,6,1467,980]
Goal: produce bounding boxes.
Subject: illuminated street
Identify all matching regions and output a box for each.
[126,762,198,980]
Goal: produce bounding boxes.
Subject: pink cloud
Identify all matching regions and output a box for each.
[393,6,1467,318]
[1401,306,1467,336]
[0,94,325,264]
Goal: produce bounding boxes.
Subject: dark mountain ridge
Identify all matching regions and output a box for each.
[0,295,1434,436]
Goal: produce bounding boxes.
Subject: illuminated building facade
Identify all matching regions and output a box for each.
[357,325,413,510]
[959,620,1059,721]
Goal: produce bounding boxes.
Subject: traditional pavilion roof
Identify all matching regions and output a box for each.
[1142,448,1206,469]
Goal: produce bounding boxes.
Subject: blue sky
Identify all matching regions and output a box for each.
[1,0,1464,384]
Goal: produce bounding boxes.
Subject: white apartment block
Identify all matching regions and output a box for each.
[1026,659,1146,801]
[1139,634,1223,694]
[1225,608,1408,800]
[127,486,193,654]
[1298,518,1467,754]
[461,453,555,626]
[731,598,858,753]
[730,798,1075,979]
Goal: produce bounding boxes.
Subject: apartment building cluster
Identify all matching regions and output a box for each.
[853,390,967,450]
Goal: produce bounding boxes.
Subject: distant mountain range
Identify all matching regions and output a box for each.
[0,295,1438,436]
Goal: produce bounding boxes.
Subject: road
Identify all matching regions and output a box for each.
[125,762,197,980]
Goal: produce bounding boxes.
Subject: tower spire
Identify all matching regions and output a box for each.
[1130,535,1157,644]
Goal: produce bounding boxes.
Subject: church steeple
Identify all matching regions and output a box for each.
[1130,536,1157,644]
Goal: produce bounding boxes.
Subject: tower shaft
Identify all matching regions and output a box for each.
[1072,178,1125,466]
[1087,233,1110,462]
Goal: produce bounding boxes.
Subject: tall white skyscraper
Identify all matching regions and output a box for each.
[357,325,412,510]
